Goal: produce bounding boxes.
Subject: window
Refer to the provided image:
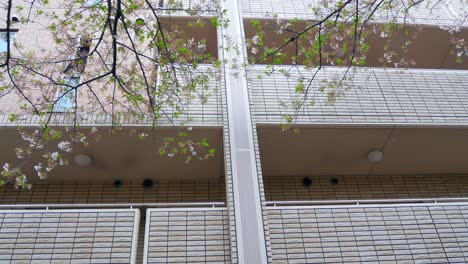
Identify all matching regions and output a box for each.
[54,36,90,112]
[0,29,18,53]
[85,0,102,7]
[54,77,79,112]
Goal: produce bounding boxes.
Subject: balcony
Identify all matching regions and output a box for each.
[144,207,230,263]
[264,174,468,263]
[241,0,468,70]
[239,0,467,27]
[0,174,229,262]
[0,65,223,128]
[2,173,468,263]
[0,207,140,263]
[155,0,221,17]
[267,199,468,263]
[0,203,229,264]
[249,66,468,126]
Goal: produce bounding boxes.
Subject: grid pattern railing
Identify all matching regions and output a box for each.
[143,208,231,263]
[154,66,223,126]
[0,113,222,127]
[238,0,465,26]
[0,209,139,264]
[268,202,468,263]
[248,66,468,125]
[0,66,223,127]
[157,0,220,16]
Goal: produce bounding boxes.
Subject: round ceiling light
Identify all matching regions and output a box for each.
[73,153,93,167]
[367,150,384,163]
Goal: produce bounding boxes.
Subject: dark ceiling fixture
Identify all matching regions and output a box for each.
[113,180,122,188]
[302,177,312,187]
[143,179,153,189]
[330,178,338,185]
[11,15,20,23]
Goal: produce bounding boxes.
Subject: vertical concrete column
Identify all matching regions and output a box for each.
[220,0,269,263]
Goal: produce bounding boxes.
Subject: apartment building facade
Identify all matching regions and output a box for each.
[1,0,468,263]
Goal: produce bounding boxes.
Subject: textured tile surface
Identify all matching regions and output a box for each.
[144,208,231,264]
[248,66,468,125]
[0,66,222,127]
[0,209,139,264]
[239,0,464,26]
[268,203,468,263]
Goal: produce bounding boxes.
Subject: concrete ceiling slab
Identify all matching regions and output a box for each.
[258,126,468,176]
[0,127,224,183]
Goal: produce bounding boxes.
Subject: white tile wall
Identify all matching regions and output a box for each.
[144,208,231,264]
[268,203,468,263]
[0,209,139,264]
[249,66,468,125]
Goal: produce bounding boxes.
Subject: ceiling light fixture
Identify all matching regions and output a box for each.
[330,178,338,185]
[367,150,384,163]
[11,15,20,23]
[143,179,153,189]
[302,177,312,187]
[113,180,122,188]
[73,153,93,167]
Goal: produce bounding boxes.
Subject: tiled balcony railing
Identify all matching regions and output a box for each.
[157,0,221,17]
[267,199,468,263]
[0,203,228,264]
[143,207,231,263]
[0,66,223,127]
[3,65,467,128]
[239,0,467,27]
[248,66,468,126]
[0,208,140,264]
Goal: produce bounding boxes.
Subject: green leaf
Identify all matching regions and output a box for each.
[52,130,62,139]
[210,17,221,28]
[8,114,16,122]
[295,83,304,93]
[49,23,57,31]
[251,20,260,27]
[295,79,305,93]
[283,114,293,123]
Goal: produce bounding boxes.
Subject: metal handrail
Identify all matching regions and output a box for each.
[266,197,468,207]
[0,202,225,210]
